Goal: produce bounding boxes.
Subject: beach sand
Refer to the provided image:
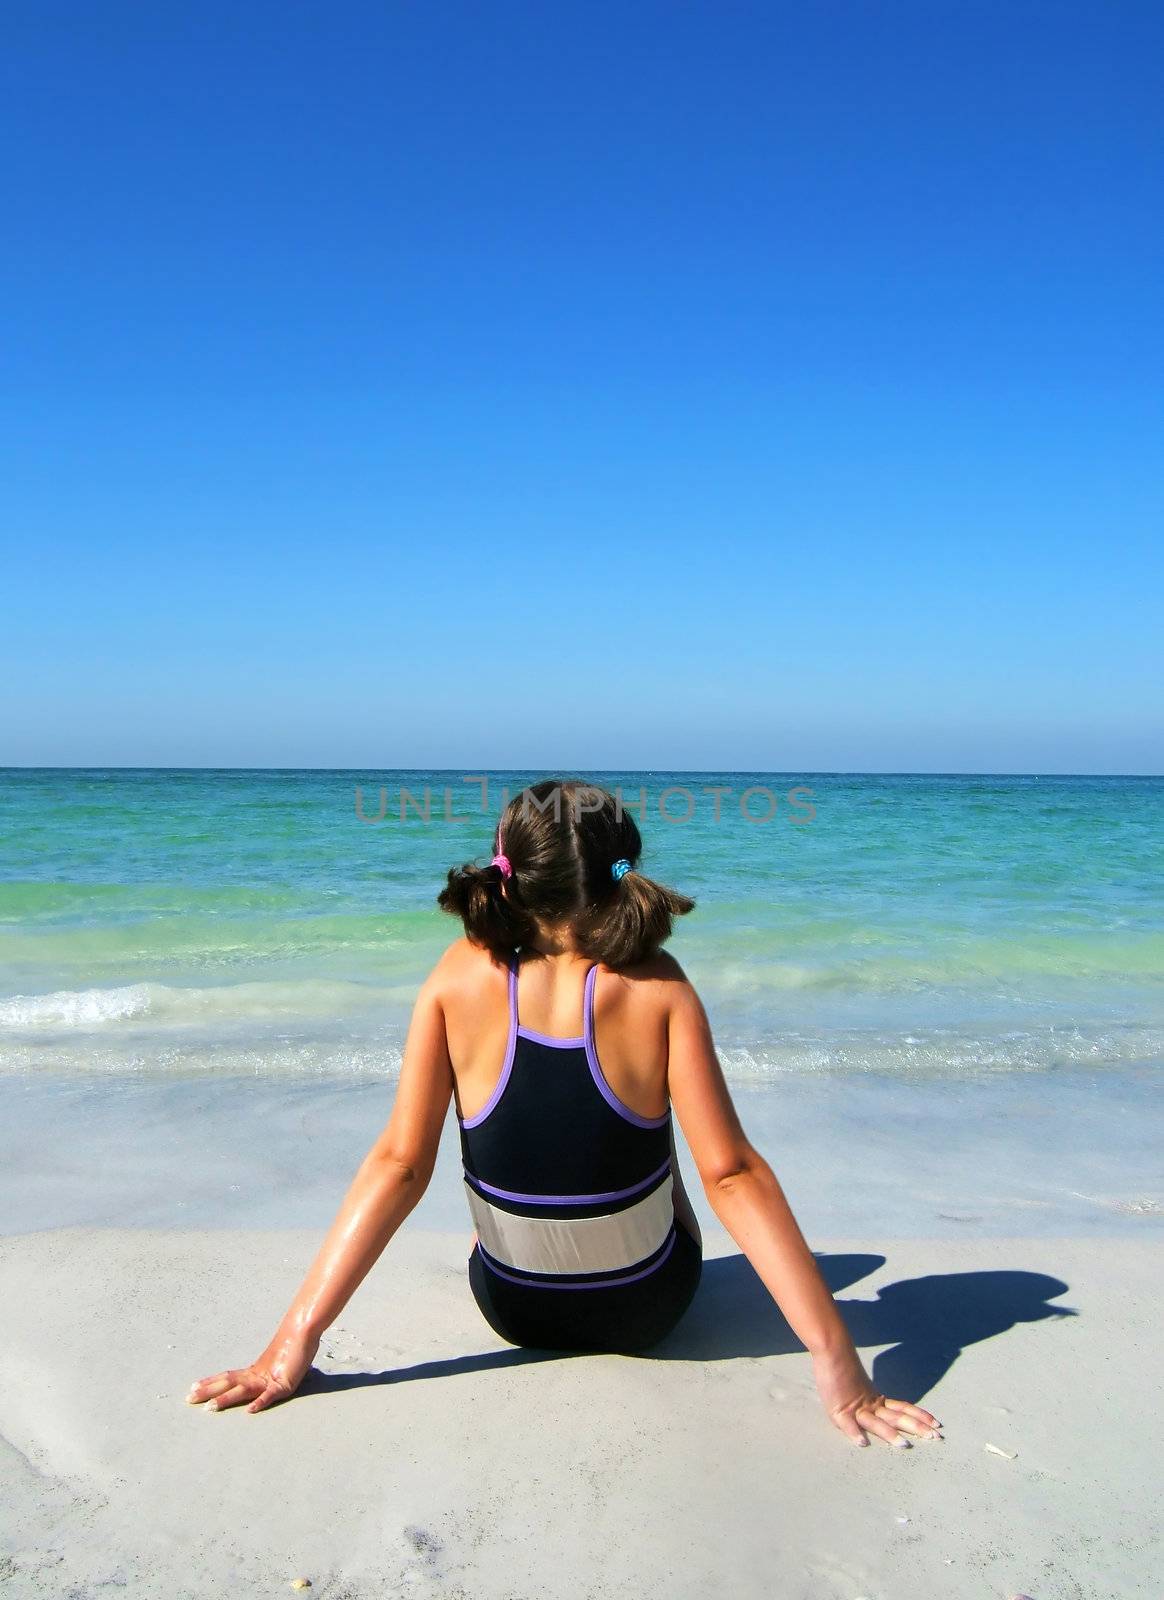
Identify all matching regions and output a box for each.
[1,1219,1159,1600]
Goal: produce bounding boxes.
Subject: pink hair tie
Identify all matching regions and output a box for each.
[490,853,512,880]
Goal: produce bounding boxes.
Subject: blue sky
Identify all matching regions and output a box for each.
[2,2,1160,771]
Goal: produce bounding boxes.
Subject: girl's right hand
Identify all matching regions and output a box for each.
[812,1346,943,1447]
[185,1327,321,1415]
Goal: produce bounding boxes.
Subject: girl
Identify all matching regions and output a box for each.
[187,780,940,1448]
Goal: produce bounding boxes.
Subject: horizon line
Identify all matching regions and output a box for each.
[1,766,1161,780]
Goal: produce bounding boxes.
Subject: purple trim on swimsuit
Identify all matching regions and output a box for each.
[459,956,519,1130]
[515,1025,585,1048]
[464,1156,672,1208]
[476,1226,677,1290]
[583,964,670,1130]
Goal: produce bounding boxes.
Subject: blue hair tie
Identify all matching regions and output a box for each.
[611,858,632,881]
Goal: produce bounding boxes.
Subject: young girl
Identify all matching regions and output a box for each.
[187,780,940,1448]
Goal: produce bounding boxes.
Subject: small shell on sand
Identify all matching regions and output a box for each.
[289,1582,312,1591]
[984,1442,1018,1459]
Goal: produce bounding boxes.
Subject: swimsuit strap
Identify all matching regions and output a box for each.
[582,961,600,1049]
[507,951,519,1030]
[583,960,670,1130]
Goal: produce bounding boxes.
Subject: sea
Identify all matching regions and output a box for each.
[1,769,1160,1085]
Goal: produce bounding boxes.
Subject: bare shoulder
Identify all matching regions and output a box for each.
[425,936,509,1009]
[599,950,702,1020]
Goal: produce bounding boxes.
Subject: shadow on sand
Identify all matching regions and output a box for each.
[296,1251,1075,1405]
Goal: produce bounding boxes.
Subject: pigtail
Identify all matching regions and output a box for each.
[574,864,694,970]
[438,858,533,962]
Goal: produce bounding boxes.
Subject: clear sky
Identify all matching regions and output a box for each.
[2,1,1160,772]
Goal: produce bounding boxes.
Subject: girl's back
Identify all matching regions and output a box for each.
[436,938,703,1353]
[440,939,673,1128]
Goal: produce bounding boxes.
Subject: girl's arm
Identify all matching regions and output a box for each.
[185,968,454,1414]
[666,977,941,1448]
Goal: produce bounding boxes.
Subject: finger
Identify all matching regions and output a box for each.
[204,1382,255,1412]
[881,1398,942,1428]
[832,1411,870,1448]
[186,1371,237,1404]
[185,1373,223,1401]
[856,1406,912,1447]
[246,1383,289,1414]
[874,1404,938,1439]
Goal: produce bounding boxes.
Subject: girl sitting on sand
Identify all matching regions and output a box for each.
[187,780,940,1448]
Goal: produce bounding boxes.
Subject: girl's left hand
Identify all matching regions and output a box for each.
[811,1347,943,1447]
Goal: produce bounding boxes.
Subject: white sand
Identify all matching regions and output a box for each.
[1,1224,1159,1599]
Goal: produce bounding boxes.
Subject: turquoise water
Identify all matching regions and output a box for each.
[0,770,1161,1080]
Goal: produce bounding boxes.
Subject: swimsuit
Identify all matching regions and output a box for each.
[459,953,703,1352]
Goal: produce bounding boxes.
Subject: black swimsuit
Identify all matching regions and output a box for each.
[460,954,702,1352]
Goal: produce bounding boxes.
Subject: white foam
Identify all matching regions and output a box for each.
[0,977,392,1034]
[0,984,154,1030]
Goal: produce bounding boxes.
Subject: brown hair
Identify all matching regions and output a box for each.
[437,779,694,969]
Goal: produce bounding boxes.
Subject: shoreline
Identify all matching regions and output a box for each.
[2,1064,1160,1239]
